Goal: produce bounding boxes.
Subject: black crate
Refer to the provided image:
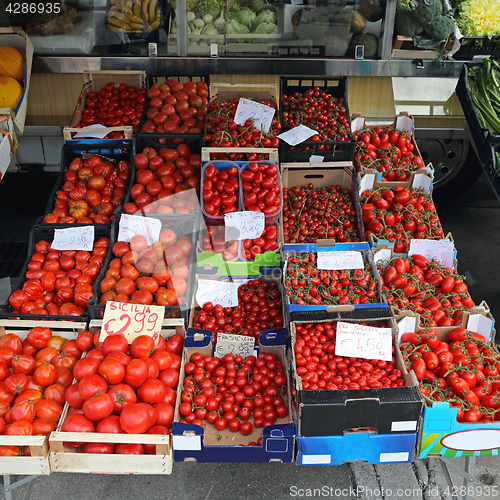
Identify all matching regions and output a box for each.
[138,74,210,139]
[0,224,112,322]
[456,63,500,162]
[453,36,500,61]
[279,76,355,162]
[484,144,500,198]
[89,212,200,324]
[124,134,202,218]
[38,141,133,225]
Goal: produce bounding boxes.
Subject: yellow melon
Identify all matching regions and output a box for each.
[0,46,26,82]
[0,76,23,110]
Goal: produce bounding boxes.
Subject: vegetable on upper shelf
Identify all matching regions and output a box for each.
[450,0,500,38]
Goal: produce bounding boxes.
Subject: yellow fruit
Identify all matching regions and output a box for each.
[0,47,26,82]
[0,75,23,110]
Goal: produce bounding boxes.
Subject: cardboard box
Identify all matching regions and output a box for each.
[48,318,184,474]
[289,317,423,440]
[280,163,368,252]
[0,319,87,475]
[0,115,17,181]
[172,329,294,463]
[63,71,146,141]
[282,248,389,323]
[0,28,33,134]
[395,309,500,458]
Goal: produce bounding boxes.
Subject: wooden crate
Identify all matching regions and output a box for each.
[0,319,87,475]
[48,318,185,474]
[201,147,278,162]
[391,35,455,60]
[63,70,146,141]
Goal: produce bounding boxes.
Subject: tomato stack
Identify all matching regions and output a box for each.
[57,331,184,454]
[43,153,130,224]
[400,327,500,423]
[0,326,86,455]
[123,141,201,216]
[8,234,109,318]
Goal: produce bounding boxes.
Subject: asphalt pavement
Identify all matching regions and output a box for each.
[3,171,500,500]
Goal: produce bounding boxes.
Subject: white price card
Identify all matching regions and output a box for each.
[196,279,239,308]
[277,124,317,146]
[409,239,455,268]
[74,124,109,140]
[101,301,164,344]
[350,116,365,133]
[317,251,364,270]
[309,155,324,162]
[335,322,393,362]
[118,214,162,246]
[224,211,265,241]
[215,333,255,359]
[51,226,95,251]
[234,98,276,133]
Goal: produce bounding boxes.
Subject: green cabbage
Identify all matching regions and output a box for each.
[225,19,250,35]
[252,9,277,28]
[253,21,278,35]
[236,7,257,27]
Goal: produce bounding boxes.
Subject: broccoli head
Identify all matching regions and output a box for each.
[395,7,425,37]
[426,14,455,41]
[410,0,442,27]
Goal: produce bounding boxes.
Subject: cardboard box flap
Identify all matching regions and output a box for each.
[185,329,212,348]
[350,111,414,135]
[259,328,287,346]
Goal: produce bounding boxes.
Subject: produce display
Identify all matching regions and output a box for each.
[124,143,201,215]
[0,46,25,111]
[353,126,425,181]
[141,79,209,134]
[379,254,474,326]
[361,187,444,251]
[74,82,146,138]
[0,326,85,452]
[466,58,500,136]
[59,331,184,453]
[400,326,500,422]
[285,253,379,306]
[450,0,500,38]
[293,321,405,391]
[8,237,110,317]
[204,98,281,160]
[106,0,162,36]
[43,155,130,224]
[241,223,279,261]
[282,183,359,244]
[202,163,240,218]
[199,225,239,261]
[191,278,284,344]
[97,231,192,308]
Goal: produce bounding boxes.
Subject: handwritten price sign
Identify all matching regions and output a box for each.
[317,251,364,270]
[196,279,239,308]
[51,226,95,251]
[234,98,276,133]
[335,322,392,361]
[277,124,317,146]
[215,333,255,359]
[118,214,162,246]
[409,239,455,268]
[101,301,165,344]
[224,211,265,241]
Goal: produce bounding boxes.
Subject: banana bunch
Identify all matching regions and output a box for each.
[106,0,161,35]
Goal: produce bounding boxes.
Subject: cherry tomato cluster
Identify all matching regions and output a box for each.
[75,82,146,139]
[241,224,279,261]
[202,163,239,218]
[9,237,110,317]
[353,126,424,181]
[199,225,239,261]
[141,79,209,135]
[124,144,201,216]
[43,155,130,224]
[205,97,281,161]
[179,351,288,438]
[379,254,474,327]
[60,331,184,454]
[361,187,444,252]
[400,327,500,423]
[285,253,378,306]
[98,231,192,310]
[283,183,359,244]
[293,321,405,391]
[241,162,281,218]
[281,87,350,153]
[191,279,284,344]
[0,327,85,454]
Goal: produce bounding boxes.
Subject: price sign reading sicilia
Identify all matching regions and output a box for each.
[101,301,165,344]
